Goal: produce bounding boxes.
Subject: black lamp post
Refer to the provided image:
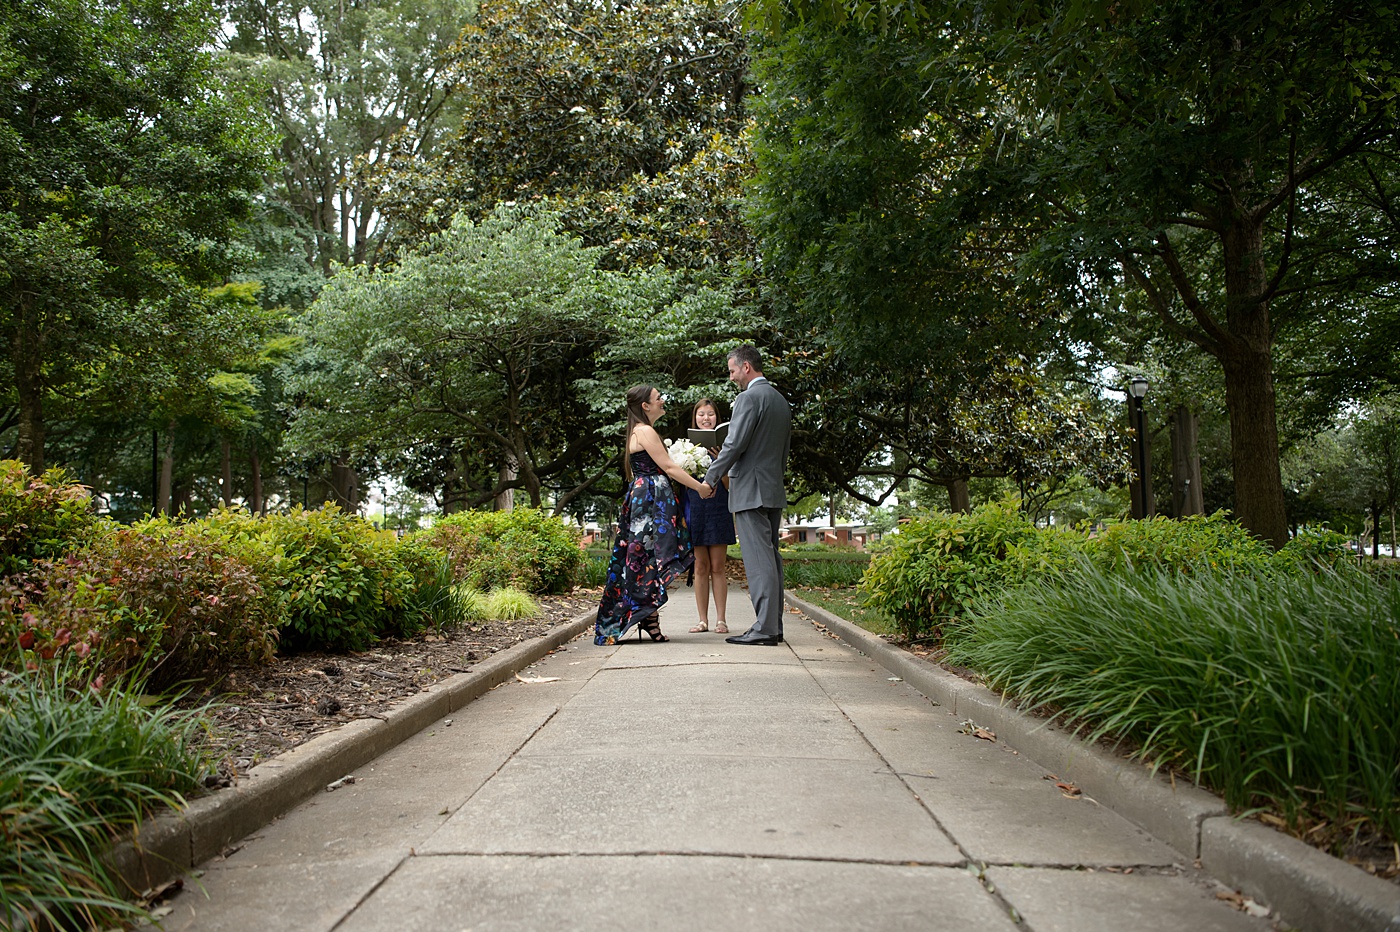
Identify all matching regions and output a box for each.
[1129,376,1151,518]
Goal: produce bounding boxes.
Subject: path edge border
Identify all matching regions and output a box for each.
[107,610,596,896]
[786,592,1400,932]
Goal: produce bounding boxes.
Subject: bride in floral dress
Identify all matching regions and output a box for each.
[594,385,714,644]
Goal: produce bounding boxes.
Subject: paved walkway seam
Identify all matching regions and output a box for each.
[107,611,596,897]
[786,591,1400,932]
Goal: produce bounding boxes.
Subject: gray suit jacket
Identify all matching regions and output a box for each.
[703,377,791,512]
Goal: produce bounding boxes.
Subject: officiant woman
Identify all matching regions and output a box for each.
[685,398,736,634]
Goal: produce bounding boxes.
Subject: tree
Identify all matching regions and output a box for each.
[781,348,1129,514]
[0,0,269,474]
[285,207,745,512]
[748,1,1400,548]
[376,0,752,269]
[220,0,472,272]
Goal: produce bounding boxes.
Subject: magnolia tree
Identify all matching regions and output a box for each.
[286,207,751,512]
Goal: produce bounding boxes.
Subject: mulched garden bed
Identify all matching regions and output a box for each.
[183,592,600,782]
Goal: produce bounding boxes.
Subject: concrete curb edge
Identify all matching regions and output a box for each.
[786,592,1400,932]
[108,610,596,895]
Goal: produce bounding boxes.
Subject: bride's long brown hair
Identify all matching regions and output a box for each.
[622,384,655,482]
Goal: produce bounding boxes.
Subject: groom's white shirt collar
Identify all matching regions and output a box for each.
[746,375,768,390]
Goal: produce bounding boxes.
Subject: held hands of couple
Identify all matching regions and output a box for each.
[696,481,716,500]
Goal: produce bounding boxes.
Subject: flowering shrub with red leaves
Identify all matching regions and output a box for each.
[2,525,278,689]
[0,460,101,579]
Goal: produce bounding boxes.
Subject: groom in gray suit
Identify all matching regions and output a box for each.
[702,345,792,645]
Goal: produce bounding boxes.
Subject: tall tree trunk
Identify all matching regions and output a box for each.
[1170,405,1204,517]
[172,480,191,517]
[1219,345,1288,548]
[157,419,176,515]
[1372,501,1381,560]
[249,445,264,515]
[11,300,45,473]
[220,438,233,508]
[495,456,517,512]
[1219,218,1289,549]
[329,456,358,511]
[944,478,970,514]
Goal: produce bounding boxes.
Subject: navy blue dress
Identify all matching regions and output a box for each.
[683,481,737,546]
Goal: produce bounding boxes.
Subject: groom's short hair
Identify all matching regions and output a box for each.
[729,344,762,371]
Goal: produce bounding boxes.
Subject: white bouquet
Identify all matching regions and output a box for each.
[664,438,712,477]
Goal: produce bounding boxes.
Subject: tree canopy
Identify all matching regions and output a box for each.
[747,0,1400,545]
[0,0,270,473]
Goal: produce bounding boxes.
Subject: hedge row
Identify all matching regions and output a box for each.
[860,501,1357,641]
[0,462,584,688]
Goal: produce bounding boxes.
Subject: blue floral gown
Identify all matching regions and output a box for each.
[594,450,694,644]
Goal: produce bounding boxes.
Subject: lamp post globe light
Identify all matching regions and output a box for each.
[1129,376,1150,518]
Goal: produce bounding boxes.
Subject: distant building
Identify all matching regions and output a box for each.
[779,524,871,550]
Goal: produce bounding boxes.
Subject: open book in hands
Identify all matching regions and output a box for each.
[687,421,729,448]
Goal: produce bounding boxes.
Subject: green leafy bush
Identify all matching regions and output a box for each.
[257,506,400,652]
[581,551,610,588]
[1277,526,1363,575]
[2,521,277,689]
[0,650,212,929]
[859,501,1036,640]
[420,508,583,594]
[946,565,1400,849]
[1080,513,1276,574]
[0,460,100,579]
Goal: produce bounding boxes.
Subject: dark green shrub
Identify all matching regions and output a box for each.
[582,550,610,588]
[1079,512,1276,574]
[0,460,100,579]
[859,501,1036,640]
[1,520,277,689]
[420,507,583,594]
[1277,526,1363,575]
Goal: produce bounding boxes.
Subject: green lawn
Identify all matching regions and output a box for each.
[788,586,900,638]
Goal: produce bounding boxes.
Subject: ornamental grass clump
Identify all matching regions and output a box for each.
[945,565,1400,849]
[482,587,540,621]
[0,649,213,929]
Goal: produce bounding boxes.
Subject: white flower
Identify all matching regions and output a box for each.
[664,438,712,477]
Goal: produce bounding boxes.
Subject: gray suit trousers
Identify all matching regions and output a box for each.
[734,507,784,636]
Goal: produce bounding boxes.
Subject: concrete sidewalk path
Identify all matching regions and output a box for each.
[159,586,1272,931]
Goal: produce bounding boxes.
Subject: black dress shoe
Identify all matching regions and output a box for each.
[725,631,784,645]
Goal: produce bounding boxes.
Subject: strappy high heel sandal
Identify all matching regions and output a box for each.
[638,617,669,642]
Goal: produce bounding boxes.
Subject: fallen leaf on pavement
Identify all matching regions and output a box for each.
[515,673,561,684]
[1055,781,1082,798]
